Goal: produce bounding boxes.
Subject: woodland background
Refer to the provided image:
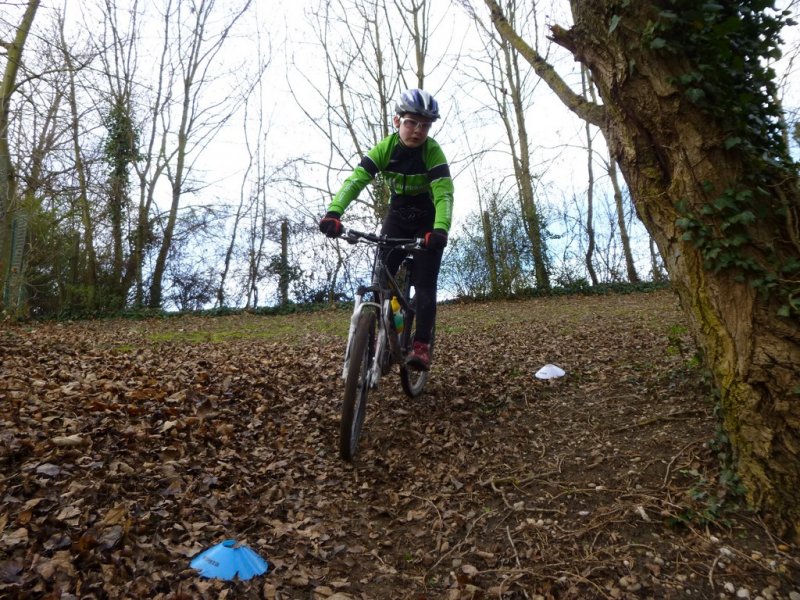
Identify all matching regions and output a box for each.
[5,0,797,317]
[3,1,800,596]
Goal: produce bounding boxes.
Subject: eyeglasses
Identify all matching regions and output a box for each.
[399,117,433,132]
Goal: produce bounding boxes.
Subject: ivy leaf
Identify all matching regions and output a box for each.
[781,258,800,273]
[728,234,749,247]
[713,194,735,210]
[724,137,742,149]
[650,37,668,50]
[609,14,622,34]
[702,1,725,11]
[686,88,706,103]
[730,210,756,225]
[679,72,700,85]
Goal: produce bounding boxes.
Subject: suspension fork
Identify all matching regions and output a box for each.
[342,290,380,380]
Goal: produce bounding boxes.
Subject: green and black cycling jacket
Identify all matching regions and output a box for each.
[328,132,454,232]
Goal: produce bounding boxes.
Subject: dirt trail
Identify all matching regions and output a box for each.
[1,289,798,598]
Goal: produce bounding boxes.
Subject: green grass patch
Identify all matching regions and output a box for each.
[112,344,137,353]
[144,309,351,345]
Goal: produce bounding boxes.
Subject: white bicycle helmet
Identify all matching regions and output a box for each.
[394,88,440,121]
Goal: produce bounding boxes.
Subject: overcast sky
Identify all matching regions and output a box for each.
[213,0,800,232]
[8,0,800,234]
[190,0,593,230]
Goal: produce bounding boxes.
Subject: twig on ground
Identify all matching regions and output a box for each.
[491,479,514,510]
[708,554,720,589]
[504,526,531,599]
[506,525,521,569]
[556,568,614,599]
[424,509,494,581]
[662,439,705,488]
[479,456,564,488]
[411,494,444,530]
[613,409,708,433]
[753,514,800,566]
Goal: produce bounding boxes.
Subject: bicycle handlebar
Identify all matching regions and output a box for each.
[340,227,425,250]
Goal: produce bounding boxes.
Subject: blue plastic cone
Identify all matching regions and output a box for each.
[190,539,269,580]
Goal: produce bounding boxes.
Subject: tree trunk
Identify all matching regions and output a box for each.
[499,32,549,289]
[649,238,663,283]
[0,0,40,313]
[148,0,253,308]
[279,219,290,306]
[217,192,244,308]
[608,155,640,283]
[105,94,138,309]
[481,209,499,296]
[124,178,155,309]
[60,18,98,311]
[485,0,800,540]
[581,66,598,286]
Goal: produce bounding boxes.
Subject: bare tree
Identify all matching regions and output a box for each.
[580,64,642,285]
[463,0,550,289]
[296,0,398,224]
[649,237,664,282]
[111,0,172,308]
[216,97,261,308]
[96,0,142,309]
[148,0,254,308]
[605,154,640,283]
[580,65,598,286]
[213,27,301,309]
[58,14,99,310]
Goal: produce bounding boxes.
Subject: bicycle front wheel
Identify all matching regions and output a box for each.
[340,309,377,461]
[399,298,431,398]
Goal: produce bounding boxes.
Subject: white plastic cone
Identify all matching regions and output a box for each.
[535,364,566,379]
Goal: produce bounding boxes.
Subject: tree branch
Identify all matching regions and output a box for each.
[482,0,605,128]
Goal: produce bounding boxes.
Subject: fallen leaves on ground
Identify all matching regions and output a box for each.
[1,289,798,599]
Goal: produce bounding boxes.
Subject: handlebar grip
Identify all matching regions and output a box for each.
[340,227,424,249]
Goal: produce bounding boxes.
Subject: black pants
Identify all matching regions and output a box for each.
[379,207,442,345]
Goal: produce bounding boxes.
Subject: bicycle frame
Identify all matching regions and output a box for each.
[340,228,423,387]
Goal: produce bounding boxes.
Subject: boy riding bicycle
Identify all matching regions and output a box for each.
[319,88,454,371]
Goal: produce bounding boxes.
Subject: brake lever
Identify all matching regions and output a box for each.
[340,228,359,244]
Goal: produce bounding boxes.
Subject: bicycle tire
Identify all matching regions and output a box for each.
[399,297,431,397]
[340,309,377,461]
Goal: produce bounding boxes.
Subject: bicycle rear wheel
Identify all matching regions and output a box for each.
[340,309,377,461]
[399,297,432,397]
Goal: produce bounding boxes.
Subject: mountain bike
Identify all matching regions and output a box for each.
[337,227,433,461]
